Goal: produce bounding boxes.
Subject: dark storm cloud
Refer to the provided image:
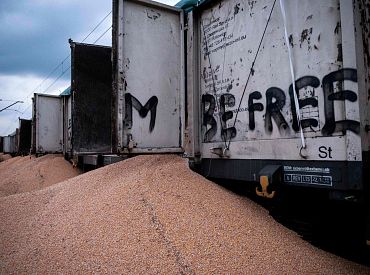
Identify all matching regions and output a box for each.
[0,0,178,136]
[0,0,112,78]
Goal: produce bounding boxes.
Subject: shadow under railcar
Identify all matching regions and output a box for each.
[211,178,370,267]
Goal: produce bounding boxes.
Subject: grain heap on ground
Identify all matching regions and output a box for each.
[0,154,81,197]
[0,155,368,274]
[0,153,12,162]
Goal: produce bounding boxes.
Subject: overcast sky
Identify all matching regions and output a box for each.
[0,0,179,136]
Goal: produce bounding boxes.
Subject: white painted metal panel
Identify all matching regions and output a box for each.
[3,136,11,153]
[35,94,62,153]
[5,132,16,153]
[185,11,201,159]
[116,0,184,152]
[62,95,72,156]
[196,0,362,161]
[353,0,370,154]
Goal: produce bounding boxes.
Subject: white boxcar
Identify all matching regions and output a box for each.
[113,0,369,195]
[112,0,185,154]
[2,134,15,154]
[183,0,370,201]
[32,93,63,154]
[112,0,370,242]
[2,136,10,153]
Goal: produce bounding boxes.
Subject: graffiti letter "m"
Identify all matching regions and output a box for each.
[124,93,158,132]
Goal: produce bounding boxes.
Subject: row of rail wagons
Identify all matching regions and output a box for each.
[2,119,31,155]
[111,0,370,244]
[14,0,370,245]
[30,42,112,163]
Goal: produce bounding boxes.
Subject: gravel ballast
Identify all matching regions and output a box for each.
[0,154,368,274]
[0,154,81,197]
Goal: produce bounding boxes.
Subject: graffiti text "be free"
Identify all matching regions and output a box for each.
[202,68,359,142]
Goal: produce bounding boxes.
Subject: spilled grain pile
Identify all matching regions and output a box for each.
[0,153,12,162]
[0,154,81,197]
[0,155,368,274]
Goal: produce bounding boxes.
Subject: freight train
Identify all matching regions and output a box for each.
[1,118,31,156]
[111,0,369,242]
[2,0,369,245]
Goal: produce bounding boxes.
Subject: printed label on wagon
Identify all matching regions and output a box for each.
[283,166,333,186]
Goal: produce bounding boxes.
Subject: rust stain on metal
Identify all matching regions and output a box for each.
[300,28,312,43]
[124,80,128,91]
[146,9,161,20]
[299,28,313,50]
[288,34,294,48]
[234,3,240,15]
[334,21,341,34]
[337,44,343,62]
[248,0,256,17]
[248,0,256,10]
[226,84,233,93]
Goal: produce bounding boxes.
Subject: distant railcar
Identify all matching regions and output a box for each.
[31,93,63,154]
[17,118,32,155]
[3,131,17,155]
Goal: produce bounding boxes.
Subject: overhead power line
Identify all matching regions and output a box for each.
[20,10,112,103]
[21,56,70,101]
[40,24,112,95]
[19,10,112,107]
[82,11,112,43]
[2,10,112,136]
[42,66,71,94]
[93,25,112,44]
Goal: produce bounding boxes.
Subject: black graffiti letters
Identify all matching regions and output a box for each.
[202,94,217,141]
[248,91,263,130]
[201,68,360,142]
[289,76,320,131]
[220,94,236,141]
[322,68,359,135]
[124,93,158,132]
[265,87,288,133]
